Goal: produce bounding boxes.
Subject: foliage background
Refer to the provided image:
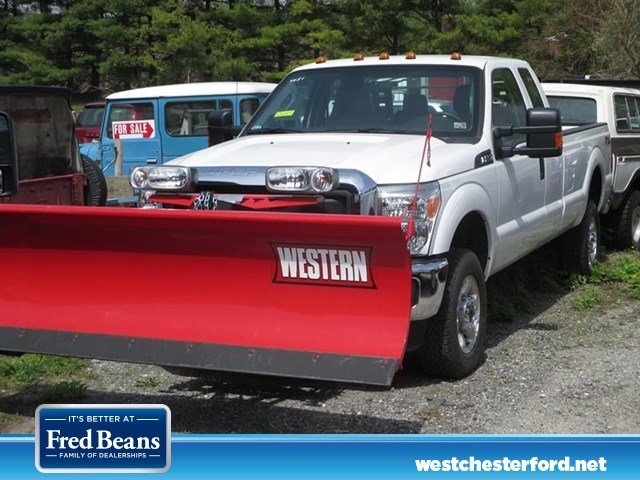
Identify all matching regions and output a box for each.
[1,0,639,100]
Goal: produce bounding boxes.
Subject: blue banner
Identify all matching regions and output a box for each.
[1,433,638,479]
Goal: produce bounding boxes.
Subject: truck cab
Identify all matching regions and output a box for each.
[81,82,276,176]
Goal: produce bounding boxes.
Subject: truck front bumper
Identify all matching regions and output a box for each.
[411,256,448,321]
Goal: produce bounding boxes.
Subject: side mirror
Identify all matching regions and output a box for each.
[494,107,563,159]
[207,109,242,146]
[0,111,18,197]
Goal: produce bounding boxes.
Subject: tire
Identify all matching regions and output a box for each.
[613,189,640,251]
[561,199,601,275]
[413,248,487,379]
[82,155,107,206]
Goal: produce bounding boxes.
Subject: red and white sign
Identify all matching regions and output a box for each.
[112,120,155,139]
[272,243,375,288]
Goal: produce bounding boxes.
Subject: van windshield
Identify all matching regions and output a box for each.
[244,65,481,140]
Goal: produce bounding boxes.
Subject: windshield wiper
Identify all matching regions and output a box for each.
[244,127,302,135]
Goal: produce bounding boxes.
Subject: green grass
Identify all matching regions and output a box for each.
[487,249,639,321]
[135,377,159,388]
[0,354,87,390]
[590,252,640,299]
[572,284,603,311]
[0,355,89,405]
[40,381,87,402]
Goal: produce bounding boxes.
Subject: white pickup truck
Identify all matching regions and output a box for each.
[544,82,640,250]
[130,54,611,380]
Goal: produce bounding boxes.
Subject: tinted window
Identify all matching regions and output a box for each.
[615,95,630,131]
[165,101,216,136]
[547,96,597,125]
[77,106,104,127]
[240,97,260,125]
[107,102,154,138]
[244,65,482,139]
[518,68,544,107]
[492,68,527,148]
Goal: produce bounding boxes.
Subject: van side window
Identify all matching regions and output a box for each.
[107,102,154,139]
[615,95,630,131]
[492,68,527,148]
[518,68,544,108]
[240,97,260,125]
[165,101,216,136]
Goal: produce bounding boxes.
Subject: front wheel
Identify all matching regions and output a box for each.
[413,248,487,379]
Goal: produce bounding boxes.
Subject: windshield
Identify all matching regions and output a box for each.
[244,65,481,139]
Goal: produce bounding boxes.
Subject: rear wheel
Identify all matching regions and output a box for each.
[561,200,600,275]
[82,155,107,206]
[414,248,487,379]
[613,190,640,251]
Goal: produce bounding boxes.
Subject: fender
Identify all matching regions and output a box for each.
[429,181,496,278]
[569,146,607,230]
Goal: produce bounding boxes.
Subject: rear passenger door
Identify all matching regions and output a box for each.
[160,97,231,163]
[100,100,160,176]
[491,67,547,271]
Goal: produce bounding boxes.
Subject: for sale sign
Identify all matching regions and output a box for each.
[112,120,155,139]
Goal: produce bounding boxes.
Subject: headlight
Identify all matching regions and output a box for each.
[378,182,441,254]
[266,167,338,193]
[130,166,193,191]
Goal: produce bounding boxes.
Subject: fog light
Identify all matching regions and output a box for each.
[130,166,192,191]
[130,168,148,189]
[266,167,338,193]
[310,168,336,193]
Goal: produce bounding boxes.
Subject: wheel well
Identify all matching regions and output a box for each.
[450,212,488,271]
[589,167,602,205]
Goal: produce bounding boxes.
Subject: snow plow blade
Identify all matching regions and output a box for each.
[0,205,412,385]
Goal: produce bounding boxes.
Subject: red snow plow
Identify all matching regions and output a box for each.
[0,204,412,385]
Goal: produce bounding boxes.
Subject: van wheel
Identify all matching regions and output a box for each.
[613,190,640,251]
[82,156,107,206]
[562,200,600,275]
[414,248,487,379]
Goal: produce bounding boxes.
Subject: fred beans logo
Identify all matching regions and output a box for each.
[272,244,375,288]
[35,404,170,473]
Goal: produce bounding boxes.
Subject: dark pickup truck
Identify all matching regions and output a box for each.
[0,86,106,205]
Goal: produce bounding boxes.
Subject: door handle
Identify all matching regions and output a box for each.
[145,158,158,164]
[539,158,545,180]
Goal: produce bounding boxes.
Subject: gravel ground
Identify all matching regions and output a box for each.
[2,274,638,435]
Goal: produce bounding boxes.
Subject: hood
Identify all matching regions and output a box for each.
[170,133,481,185]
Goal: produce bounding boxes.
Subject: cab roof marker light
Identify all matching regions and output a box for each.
[354,52,365,61]
[405,51,417,60]
[379,52,390,60]
[450,52,462,60]
[316,56,327,64]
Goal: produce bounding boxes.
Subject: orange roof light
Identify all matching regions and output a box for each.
[379,52,390,60]
[315,56,327,64]
[405,51,417,60]
[450,52,462,60]
[354,52,364,61]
